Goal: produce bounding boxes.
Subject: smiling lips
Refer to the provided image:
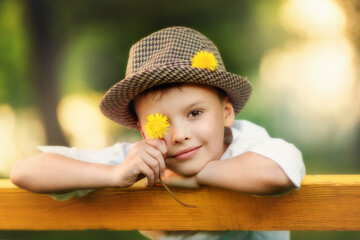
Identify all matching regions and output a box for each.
[173,146,202,160]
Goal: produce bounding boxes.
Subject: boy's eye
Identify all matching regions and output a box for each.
[188,110,202,118]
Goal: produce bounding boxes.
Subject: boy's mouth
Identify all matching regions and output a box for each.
[172,146,202,160]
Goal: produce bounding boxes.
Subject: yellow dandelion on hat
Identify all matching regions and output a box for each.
[145,113,170,139]
[191,50,218,71]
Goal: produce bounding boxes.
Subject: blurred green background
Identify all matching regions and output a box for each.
[0,0,359,239]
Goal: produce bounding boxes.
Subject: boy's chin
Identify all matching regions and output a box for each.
[169,166,203,177]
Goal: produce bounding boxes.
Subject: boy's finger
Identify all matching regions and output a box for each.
[141,153,161,180]
[145,139,167,157]
[139,162,155,186]
[144,147,165,176]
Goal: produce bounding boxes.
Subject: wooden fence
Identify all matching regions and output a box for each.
[0,175,359,231]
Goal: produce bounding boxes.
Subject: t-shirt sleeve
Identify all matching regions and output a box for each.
[37,143,132,166]
[37,143,133,201]
[249,139,305,188]
[232,120,306,188]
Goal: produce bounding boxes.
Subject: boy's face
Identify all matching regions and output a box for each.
[135,85,234,176]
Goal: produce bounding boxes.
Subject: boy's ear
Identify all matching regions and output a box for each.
[223,97,235,128]
[137,122,147,139]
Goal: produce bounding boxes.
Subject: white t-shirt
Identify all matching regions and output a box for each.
[38,120,305,240]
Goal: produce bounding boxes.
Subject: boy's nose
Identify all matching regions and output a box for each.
[170,122,190,144]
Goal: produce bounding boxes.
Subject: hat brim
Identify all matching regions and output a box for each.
[99,65,252,129]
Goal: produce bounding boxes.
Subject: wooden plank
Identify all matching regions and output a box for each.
[0,175,360,231]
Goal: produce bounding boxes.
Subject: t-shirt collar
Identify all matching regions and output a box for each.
[220,126,240,160]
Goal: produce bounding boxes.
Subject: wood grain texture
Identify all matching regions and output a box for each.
[1,175,360,230]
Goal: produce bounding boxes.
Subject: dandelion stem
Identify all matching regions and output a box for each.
[159,176,197,208]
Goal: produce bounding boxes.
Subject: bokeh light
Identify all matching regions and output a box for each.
[0,104,46,177]
[280,0,346,38]
[259,0,357,147]
[57,92,121,148]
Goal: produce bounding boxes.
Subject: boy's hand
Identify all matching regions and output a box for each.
[112,139,167,188]
[156,170,201,188]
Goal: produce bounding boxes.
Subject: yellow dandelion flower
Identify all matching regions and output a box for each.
[191,50,218,71]
[145,113,170,139]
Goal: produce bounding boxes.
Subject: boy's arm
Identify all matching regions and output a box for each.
[11,153,117,193]
[11,139,167,194]
[196,151,295,195]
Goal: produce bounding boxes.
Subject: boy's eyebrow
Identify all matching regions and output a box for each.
[184,100,207,110]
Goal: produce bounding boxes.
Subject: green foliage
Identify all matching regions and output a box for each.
[0,0,31,107]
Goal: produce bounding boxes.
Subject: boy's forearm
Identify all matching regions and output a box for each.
[196,152,295,195]
[11,153,116,193]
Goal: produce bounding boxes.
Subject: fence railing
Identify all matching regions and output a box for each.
[1,175,359,231]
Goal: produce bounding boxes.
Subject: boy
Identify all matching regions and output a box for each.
[11,26,305,239]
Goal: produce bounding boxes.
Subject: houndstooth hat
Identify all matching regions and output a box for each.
[100,26,252,129]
